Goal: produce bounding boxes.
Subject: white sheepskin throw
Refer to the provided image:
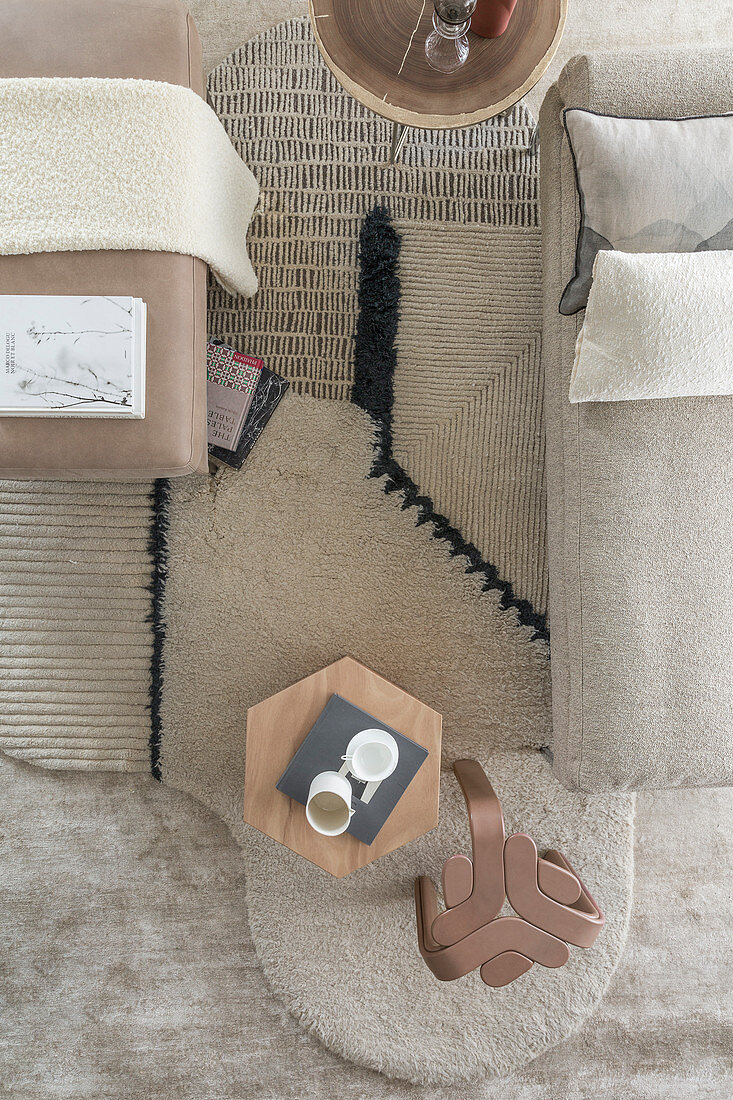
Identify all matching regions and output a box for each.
[0,77,258,298]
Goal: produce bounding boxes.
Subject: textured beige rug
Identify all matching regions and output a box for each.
[209,18,547,617]
[2,0,732,1093]
[168,34,629,1079]
[159,393,634,1085]
[0,21,546,782]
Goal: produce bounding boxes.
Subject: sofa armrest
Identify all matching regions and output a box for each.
[558,46,733,116]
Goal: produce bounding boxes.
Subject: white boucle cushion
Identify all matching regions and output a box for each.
[569,250,733,403]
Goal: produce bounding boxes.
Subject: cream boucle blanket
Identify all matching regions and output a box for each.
[0,77,258,298]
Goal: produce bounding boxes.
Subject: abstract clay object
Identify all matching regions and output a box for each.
[471,0,518,38]
[415,759,604,987]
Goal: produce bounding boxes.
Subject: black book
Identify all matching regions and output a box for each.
[209,364,289,469]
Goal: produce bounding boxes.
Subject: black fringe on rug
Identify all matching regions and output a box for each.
[353,205,549,645]
[147,477,171,780]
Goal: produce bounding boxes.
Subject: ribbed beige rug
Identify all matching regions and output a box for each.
[0,480,154,771]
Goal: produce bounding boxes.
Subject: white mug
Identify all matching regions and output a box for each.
[305,771,355,836]
[342,729,399,783]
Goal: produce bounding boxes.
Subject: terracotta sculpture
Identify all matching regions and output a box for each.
[415,760,604,987]
[471,0,518,39]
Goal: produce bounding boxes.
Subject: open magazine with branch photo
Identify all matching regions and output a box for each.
[0,295,146,417]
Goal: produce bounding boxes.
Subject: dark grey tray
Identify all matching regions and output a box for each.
[276,694,429,845]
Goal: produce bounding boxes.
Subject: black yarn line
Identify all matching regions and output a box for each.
[353,205,549,644]
[147,477,171,780]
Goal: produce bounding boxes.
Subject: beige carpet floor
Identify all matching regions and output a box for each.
[2,749,730,1100]
[2,0,733,1095]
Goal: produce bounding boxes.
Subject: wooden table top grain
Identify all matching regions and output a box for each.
[244,657,442,877]
[309,0,567,129]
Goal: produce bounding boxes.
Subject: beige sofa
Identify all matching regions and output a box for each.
[540,49,733,792]
[0,0,208,478]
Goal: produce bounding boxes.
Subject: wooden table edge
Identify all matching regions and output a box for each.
[309,0,567,130]
[243,804,442,878]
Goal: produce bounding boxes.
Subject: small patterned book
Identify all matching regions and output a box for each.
[207,341,263,394]
[209,362,289,470]
[206,341,263,451]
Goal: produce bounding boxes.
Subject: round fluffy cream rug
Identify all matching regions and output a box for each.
[159,394,634,1085]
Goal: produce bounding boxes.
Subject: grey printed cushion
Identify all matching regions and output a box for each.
[560,109,733,315]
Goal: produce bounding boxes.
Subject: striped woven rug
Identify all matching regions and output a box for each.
[0,17,546,773]
[0,480,155,770]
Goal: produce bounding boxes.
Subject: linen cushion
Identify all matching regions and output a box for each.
[559,109,733,315]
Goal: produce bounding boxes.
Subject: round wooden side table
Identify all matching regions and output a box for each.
[309,0,566,160]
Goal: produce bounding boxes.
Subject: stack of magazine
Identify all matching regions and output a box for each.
[0,295,146,418]
[207,340,289,470]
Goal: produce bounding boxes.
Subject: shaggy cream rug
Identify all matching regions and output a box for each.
[158,393,634,1085]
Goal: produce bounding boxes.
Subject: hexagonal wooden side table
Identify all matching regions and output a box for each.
[244,657,442,877]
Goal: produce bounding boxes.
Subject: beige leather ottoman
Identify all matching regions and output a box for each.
[0,0,208,478]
